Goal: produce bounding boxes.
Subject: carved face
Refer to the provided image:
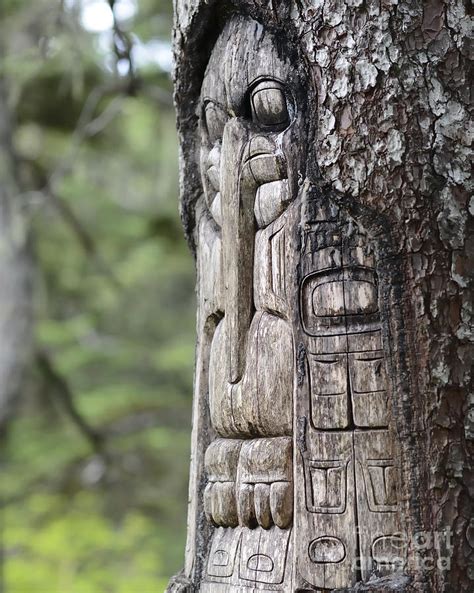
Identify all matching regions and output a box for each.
[198,17,307,395]
[199,16,306,230]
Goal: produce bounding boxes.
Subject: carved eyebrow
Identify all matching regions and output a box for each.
[201,99,233,144]
[248,75,287,88]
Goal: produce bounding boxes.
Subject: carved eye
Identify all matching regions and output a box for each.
[204,101,228,144]
[250,80,290,129]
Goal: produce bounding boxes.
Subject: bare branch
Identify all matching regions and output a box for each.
[46,188,122,289]
[36,350,105,453]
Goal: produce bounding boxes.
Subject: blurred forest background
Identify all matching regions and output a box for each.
[0,1,195,591]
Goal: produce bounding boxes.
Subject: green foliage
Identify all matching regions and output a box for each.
[5,493,170,592]
[2,0,192,590]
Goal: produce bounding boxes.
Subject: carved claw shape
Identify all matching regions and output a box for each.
[236,437,293,530]
[204,481,239,528]
[237,480,293,530]
[204,437,294,530]
[204,439,242,528]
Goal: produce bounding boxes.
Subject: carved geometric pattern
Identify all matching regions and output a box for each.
[192,14,403,593]
[308,536,346,564]
[304,459,349,514]
[207,528,240,578]
[363,460,398,512]
[238,527,291,585]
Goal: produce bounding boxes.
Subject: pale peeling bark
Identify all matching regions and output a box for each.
[0,78,34,436]
[170,2,472,592]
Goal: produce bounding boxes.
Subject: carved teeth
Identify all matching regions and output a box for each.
[247,153,286,186]
[236,480,294,530]
[254,179,290,228]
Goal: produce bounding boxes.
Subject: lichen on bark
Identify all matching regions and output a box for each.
[171,1,473,591]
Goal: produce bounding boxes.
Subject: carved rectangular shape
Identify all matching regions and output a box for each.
[304,459,348,514]
[354,430,404,580]
[296,430,358,589]
[300,264,380,337]
[347,330,383,353]
[301,270,346,326]
[349,351,389,428]
[207,527,240,578]
[308,352,349,429]
[238,526,291,585]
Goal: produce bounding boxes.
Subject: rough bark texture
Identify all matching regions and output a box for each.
[169,1,472,592]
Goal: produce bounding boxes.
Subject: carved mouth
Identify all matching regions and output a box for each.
[243,150,273,164]
[245,135,277,161]
[204,142,289,230]
[243,153,287,188]
[254,179,290,228]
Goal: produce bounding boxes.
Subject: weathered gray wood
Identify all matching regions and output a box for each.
[296,427,359,589]
[169,1,472,592]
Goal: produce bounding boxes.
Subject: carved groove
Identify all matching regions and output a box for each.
[179,13,405,592]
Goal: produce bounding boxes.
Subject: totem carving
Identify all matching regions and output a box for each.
[179,14,405,592]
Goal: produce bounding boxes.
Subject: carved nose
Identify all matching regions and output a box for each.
[220,119,254,384]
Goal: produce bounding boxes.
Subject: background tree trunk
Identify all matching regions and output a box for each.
[0,72,34,437]
[170,1,472,592]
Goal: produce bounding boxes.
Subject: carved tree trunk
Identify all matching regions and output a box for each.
[168,2,472,592]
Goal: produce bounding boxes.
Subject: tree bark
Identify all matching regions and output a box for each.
[169,1,472,592]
